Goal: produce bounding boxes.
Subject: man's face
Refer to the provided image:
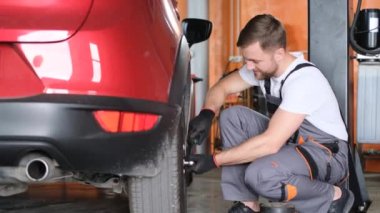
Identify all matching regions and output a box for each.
[241,42,279,80]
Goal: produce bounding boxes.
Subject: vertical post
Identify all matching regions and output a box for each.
[309,2,372,211]
[308,0,349,124]
[188,0,209,154]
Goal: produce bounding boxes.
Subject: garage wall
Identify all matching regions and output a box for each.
[351,0,380,163]
[239,0,308,53]
[177,0,380,154]
[178,0,308,87]
[177,0,380,90]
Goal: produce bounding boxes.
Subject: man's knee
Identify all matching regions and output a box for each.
[244,162,285,199]
[219,105,246,128]
[245,164,264,192]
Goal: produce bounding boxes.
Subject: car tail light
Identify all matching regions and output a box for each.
[94,110,160,133]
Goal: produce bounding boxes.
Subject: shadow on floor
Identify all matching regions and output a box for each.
[0,169,378,212]
[187,169,380,213]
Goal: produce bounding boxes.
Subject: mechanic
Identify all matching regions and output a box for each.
[188,14,354,213]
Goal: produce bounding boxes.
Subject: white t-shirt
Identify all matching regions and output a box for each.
[239,56,348,141]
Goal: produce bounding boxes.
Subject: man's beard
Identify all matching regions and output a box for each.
[254,69,276,80]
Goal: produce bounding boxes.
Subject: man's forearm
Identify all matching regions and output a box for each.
[203,85,227,113]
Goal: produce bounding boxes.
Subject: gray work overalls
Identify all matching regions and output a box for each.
[219,63,349,213]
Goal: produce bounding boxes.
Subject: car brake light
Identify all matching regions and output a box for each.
[94,110,159,133]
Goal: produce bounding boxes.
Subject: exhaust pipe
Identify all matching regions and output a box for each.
[18,154,55,182]
[25,158,50,181]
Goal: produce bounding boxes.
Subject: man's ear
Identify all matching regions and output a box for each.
[274,48,285,62]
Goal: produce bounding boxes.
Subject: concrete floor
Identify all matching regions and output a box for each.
[0,169,379,212]
[187,169,380,213]
[187,168,231,213]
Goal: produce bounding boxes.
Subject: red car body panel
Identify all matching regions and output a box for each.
[0,45,45,98]
[0,0,215,178]
[0,0,92,42]
[1,0,181,103]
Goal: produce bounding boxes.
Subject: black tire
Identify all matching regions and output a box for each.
[183,76,194,187]
[127,124,186,213]
[127,111,187,213]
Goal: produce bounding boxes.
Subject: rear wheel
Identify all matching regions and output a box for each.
[127,116,186,213]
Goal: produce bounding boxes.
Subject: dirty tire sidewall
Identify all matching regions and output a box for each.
[127,118,186,213]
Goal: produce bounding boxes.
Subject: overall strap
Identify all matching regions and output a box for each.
[284,63,315,143]
[264,78,271,95]
[263,63,315,97]
[279,63,315,99]
[264,63,315,143]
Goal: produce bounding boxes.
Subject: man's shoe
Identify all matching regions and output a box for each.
[228,201,259,213]
[328,188,354,213]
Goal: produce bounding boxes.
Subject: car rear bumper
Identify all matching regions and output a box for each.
[0,94,181,177]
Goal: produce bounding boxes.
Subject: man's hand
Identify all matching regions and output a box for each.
[188,109,215,145]
[188,154,218,174]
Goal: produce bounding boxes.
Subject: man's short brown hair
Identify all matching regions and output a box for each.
[237,14,286,51]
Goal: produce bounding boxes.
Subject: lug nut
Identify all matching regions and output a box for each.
[183,160,195,166]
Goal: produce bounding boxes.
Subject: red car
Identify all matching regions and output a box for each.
[0,0,211,212]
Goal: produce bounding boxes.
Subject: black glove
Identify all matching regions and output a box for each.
[188,109,215,145]
[188,154,217,174]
